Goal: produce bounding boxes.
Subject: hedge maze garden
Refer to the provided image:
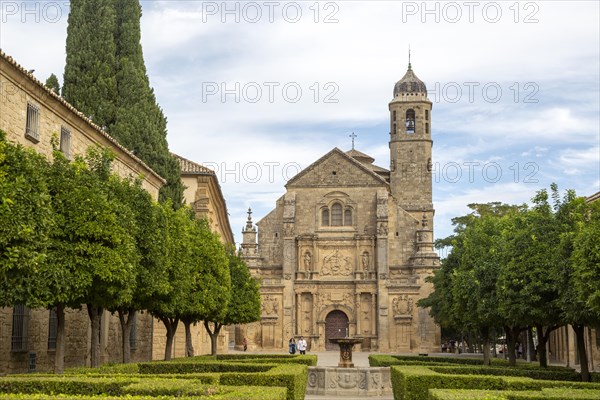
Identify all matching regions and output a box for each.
[2,354,599,399]
[0,354,315,400]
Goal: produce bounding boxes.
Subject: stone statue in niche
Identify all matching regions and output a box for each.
[304,252,312,271]
[284,223,294,237]
[392,295,413,316]
[377,222,388,235]
[361,251,370,271]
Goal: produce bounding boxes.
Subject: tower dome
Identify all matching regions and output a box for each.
[393,63,427,97]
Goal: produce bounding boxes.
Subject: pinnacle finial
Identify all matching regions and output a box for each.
[245,207,253,229]
[408,45,412,70]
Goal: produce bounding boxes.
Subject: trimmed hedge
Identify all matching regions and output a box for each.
[428,365,582,382]
[0,394,281,400]
[392,365,600,400]
[429,388,600,400]
[0,376,135,395]
[215,354,318,367]
[123,379,286,399]
[371,354,572,371]
[137,361,273,374]
[219,363,307,400]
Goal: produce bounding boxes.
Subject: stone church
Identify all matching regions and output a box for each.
[240,63,441,352]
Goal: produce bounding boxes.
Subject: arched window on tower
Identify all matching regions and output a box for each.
[426,123,429,134]
[425,109,429,121]
[391,110,397,134]
[406,109,415,134]
[344,209,352,226]
[331,203,343,226]
[321,208,330,226]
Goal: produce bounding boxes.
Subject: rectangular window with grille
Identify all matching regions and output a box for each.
[25,103,40,143]
[11,305,30,352]
[48,308,57,350]
[60,126,71,159]
[130,313,137,350]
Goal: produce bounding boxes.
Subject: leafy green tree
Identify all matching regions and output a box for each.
[556,189,599,381]
[45,74,60,94]
[180,221,230,356]
[201,250,260,356]
[572,199,600,315]
[0,130,52,307]
[148,204,195,360]
[40,148,137,369]
[62,0,117,129]
[497,190,564,367]
[107,176,169,363]
[420,203,516,365]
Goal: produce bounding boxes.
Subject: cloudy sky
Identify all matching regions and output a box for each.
[1,1,599,247]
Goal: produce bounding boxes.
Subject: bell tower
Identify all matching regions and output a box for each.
[389,61,433,211]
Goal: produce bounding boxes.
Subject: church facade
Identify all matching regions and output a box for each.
[240,64,441,352]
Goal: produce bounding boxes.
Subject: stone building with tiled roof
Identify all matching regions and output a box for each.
[0,49,165,373]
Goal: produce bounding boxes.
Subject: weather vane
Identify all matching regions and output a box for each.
[349,132,357,150]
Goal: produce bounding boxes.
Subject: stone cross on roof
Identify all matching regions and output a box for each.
[349,132,357,150]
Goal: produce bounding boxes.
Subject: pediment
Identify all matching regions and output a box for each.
[286,148,388,188]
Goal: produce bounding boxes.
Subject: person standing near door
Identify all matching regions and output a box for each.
[297,336,307,355]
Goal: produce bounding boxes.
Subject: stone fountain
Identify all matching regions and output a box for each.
[305,336,392,398]
[329,337,364,367]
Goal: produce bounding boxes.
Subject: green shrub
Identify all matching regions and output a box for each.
[0,394,274,400]
[392,366,600,400]
[123,379,286,399]
[429,388,600,400]
[428,366,582,382]
[219,363,307,400]
[137,361,273,374]
[375,355,571,370]
[429,389,508,399]
[0,376,135,395]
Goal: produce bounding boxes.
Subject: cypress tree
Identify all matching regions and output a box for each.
[62,0,117,129]
[45,74,60,94]
[63,0,183,205]
[112,0,183,205]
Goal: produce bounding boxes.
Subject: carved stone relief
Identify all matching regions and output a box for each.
[392,295,413,316]
[261,295,279,317]
[321,250,352,276]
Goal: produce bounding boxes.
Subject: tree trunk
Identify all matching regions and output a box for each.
[87,305,103,368]
[183,319,195,357]
[574,324,590,382]
[204,321,222,356]
[118,308,136,364]
[505,326,521,366]
[481,327,491,366]
[527,327,537,362]
[534,324,558,368]
[160,316,179,361]
[54,303,66,374]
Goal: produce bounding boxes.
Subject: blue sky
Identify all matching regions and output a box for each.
[1,1,598,247]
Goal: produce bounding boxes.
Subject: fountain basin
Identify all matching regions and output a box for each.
[329,337,364,367]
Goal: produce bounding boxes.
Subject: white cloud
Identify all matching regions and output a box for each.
[0,0,598,245]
